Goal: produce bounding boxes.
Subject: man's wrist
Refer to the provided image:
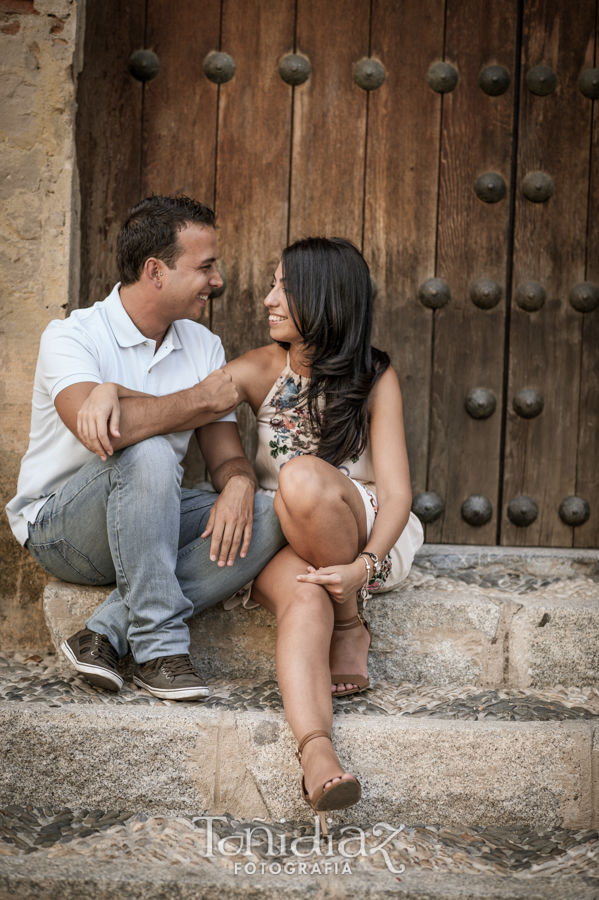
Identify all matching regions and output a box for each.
[189,383,211,413]
[224,471,257,491]
[212,457,258,493]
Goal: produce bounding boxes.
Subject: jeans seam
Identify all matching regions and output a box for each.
[38,465,117,526]
[30,539,106,583]
[112,463,131,603]
[176,534,213,561]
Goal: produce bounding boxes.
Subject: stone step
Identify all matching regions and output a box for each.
[1,805,598,900]
[2,686,598,828]
[3,858,598,900]
[42,544,599,689]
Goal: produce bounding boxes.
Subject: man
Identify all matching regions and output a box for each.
[6,195,285,700]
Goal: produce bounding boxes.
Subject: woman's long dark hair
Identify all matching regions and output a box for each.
[280,237,390,468]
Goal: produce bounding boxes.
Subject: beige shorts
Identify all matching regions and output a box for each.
[223,481,423,609]
[349,479,424,593]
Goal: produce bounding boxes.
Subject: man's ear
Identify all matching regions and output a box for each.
[144,257,164,287]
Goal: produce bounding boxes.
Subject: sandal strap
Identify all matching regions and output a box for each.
[333,612,366,632]
[296,729,331,763]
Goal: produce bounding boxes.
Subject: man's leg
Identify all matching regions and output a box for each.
[175,489,287,613]
[28,436,194,663]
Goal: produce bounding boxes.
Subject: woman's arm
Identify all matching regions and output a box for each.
[361,365,413,557]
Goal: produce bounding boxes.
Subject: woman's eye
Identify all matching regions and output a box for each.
[269,282,275,289]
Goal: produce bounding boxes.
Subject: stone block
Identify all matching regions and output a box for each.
[42,576,599,688]
[0,701,595,828]
[1,860,598,900]
[509,594,599,688]
[43,581,507,686]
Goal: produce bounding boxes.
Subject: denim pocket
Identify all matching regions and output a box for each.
[28,539,108,585]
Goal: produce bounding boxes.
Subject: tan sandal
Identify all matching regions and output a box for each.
[296,730,361,835]
[331,612,371,697]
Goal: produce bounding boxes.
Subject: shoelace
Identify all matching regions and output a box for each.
[157,654,199,678]
[81,631,118,666]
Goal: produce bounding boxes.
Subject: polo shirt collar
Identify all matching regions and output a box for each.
[105,284,147,348]
[105,283,182,351]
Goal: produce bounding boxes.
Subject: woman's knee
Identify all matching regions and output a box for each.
[277,456,333,513]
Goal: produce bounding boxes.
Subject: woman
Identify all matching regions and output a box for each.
[222,238,423,829]
[79,237,423,831]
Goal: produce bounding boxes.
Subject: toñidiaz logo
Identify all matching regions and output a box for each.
[196,816,407,876]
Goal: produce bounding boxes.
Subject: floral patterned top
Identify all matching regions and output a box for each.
[254,355,376,492]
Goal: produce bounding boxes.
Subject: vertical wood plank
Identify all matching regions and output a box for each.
[76,0,146,307]
[426,0,519,544]
[574,13,599,548]
[210,0,295,458]
[289,0,370,244]
[142,0,221,207]
[142,0,221,341]
[364,0,444,498]
[501,0,595,546]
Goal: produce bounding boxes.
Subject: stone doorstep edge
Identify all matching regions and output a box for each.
[0,859,597,900]
[1,702,597,829]
[416,544,599,576]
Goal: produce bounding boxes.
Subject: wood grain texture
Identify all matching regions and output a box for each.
[142,0,221,335]
[501,0,596,546]
[289,0,370,244]
[427,0,519,544]
[210,0,295,459]
[76,0,146,308]
[142,0,221,206]
[574,12,599,548]
[364,0,444,499]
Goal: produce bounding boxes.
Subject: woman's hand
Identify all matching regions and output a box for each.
[77,383,122,460]
[296,558,368,604]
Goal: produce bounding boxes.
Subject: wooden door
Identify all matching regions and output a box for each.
[77,0,599,547]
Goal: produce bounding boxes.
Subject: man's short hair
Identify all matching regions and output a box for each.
[116,195,216,286]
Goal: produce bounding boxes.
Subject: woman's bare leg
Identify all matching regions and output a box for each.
[251,546,357,796]
[273,456,372,694]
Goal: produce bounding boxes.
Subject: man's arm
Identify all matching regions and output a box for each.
[55,369,238,458]
[197,421,259,567]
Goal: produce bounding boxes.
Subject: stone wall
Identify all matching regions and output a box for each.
[0,0,82,648]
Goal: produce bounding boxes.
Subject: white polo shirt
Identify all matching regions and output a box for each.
[6,284,235,546]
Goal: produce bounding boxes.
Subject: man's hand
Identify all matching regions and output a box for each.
[195,368,239,418]
[201,475,256,566]
[77,383,122,460]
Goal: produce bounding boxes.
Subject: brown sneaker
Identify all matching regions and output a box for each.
[133,654,209,700]
[61,628,123,692]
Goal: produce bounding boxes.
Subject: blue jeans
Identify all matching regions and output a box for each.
[27,436,285,662]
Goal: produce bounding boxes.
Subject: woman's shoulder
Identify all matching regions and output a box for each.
[229,343,287,379]
[225,343,288,411]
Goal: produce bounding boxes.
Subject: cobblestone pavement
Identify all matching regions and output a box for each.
[403,566,599,600]
[1,806,598,880]
[1,651,598,720]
